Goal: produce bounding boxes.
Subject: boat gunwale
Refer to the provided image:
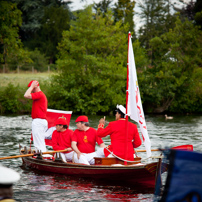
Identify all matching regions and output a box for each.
[22,155,150,170]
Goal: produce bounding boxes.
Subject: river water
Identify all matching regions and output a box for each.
[0,114,202,202]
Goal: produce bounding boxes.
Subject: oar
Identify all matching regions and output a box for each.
[136,144,193,152]
[0,149,68,160]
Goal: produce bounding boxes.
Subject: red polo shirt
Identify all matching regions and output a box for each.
[52,129,73,153]
[31,91,47,119]
[72,127,103,153]
[97,119,142,161]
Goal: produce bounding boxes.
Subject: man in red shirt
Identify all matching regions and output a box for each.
[52,117,93,164]
[52,117,73,162]
[71,115,105,165]
[97,104,142,161]
[24,80,48,152]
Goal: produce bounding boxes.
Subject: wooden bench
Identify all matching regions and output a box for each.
[94,157,141,165]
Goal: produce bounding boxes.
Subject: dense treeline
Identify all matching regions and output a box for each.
[0,0,202,115]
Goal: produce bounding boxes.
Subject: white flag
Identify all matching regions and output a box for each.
[127,34,151,157]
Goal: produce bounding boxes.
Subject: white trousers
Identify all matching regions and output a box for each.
[32,118,48,152]
[95,148,105,158]
[73,148,106,165]
[60,151,74,162]
[60,151,94,165]
[60,148,106,165]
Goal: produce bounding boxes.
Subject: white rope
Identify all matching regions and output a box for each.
[105,148,163,163]
[105,147,151,163]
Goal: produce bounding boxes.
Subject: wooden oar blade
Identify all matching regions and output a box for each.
[136,144,194,153]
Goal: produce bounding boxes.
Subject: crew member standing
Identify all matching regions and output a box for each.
[24,80,48,152]
[97,105,142,161]
[71,115,105,165]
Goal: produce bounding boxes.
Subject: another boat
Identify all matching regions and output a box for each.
[155,149,202,202]
[20,146,168,188]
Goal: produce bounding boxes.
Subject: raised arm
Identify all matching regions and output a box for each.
[24,87,33,99]
[97,119,112,138]
[24,80,38,99]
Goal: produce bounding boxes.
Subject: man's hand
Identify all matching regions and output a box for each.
[31,80,39,89]
[77,152,85,159]
[99,116,106,125]
[65,148,73,152]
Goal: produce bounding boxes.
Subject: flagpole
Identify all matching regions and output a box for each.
[124,32,131,165]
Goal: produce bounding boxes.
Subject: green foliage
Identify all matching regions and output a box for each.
[47,7,129,114]
[138,0,177,49]
[194,11,202,29]
[6,48,33,71]
[29,5,71,63]
[0,83,31,114]
[13,0,72,64]
[94,0,113,15]
[1,0,202,115]
[114,0,135,36]
[140,17,202,113]
[8,49,48,72]
[26,49,48,72]
[132,40,149,71]
[169,66,202,113]
[0,1,23,64]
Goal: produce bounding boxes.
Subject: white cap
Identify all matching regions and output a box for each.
[0,165,20,185]
[116,104,126,115]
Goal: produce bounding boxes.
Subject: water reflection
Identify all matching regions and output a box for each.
[16,166,154,201]
[0,114,202,201]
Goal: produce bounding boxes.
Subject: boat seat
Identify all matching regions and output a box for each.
[94,157,141,165]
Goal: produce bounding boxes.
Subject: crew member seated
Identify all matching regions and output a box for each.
[96,104,142,161]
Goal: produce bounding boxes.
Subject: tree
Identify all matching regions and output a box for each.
[171,0,202,29]
[12,0,72,40]
[194,0,202,29]
[0,1,31,71]
[178,0,195,21]
[140,17,202,113]
[12,0,72,64]
[48,6,130,114]
[113,0,136,36]
[93,0,113,16]
[31,6,70,64]
[138,0,177,50]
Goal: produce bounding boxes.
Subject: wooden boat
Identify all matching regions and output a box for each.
[20,146,168,188]
[20,33,169,188]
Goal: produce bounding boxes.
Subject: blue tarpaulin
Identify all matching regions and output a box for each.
[157,149,202,202]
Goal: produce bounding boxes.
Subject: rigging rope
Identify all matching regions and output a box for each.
[104,147,162,163]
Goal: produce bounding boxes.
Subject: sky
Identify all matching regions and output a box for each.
[69,0,118,11]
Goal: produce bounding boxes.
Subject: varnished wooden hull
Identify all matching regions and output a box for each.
[21,152,167,188]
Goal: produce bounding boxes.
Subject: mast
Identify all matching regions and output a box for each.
[124,32,131,165]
